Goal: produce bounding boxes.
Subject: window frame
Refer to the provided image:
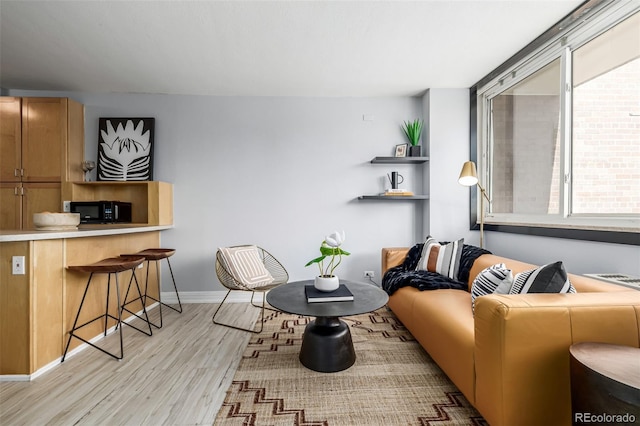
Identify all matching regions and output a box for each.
[468,0,640,246]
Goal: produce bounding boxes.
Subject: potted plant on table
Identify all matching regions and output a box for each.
[305,231,350,292]
[402,119,424,157]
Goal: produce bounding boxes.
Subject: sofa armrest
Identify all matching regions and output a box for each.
[473,291,640,426]
[381,247,410,275]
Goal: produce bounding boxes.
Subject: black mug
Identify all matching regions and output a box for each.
[387,172,404,189]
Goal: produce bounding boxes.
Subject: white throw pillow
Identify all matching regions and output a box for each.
[219,245,274,289]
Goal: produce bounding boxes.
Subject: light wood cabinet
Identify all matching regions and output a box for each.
[0,97,21,182]
[0,97,84,229]
[0,183,21,230]
[1,182,61,230]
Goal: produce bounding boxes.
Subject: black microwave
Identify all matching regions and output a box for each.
[70,201,132,224]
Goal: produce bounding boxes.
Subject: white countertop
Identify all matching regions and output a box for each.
[0,224,174,242]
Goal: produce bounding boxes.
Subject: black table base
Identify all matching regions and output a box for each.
[299,316,356,373]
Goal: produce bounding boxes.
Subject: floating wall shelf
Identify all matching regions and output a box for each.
[370,156,429,164]
[358,195,429,200]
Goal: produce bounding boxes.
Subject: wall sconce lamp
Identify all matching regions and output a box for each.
[458,161,491,248]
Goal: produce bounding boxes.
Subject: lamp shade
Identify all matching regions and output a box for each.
[458,161,478,186]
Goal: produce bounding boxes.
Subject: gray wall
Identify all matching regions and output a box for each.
[9,89,640,295]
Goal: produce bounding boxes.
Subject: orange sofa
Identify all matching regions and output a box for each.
[382,247,640,426]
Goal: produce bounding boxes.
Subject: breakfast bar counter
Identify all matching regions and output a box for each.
[0,224,174,377]
[0,224,173,242]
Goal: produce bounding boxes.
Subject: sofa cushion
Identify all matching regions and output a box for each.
[416,236,464,280]
[471,263,513,312]
[509,261,576,294]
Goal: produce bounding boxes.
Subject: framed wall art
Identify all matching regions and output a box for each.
[97,117,155,181]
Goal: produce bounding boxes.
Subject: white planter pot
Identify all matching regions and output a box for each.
[314,275,340,292]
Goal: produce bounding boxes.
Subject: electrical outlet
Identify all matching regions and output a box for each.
[63,200,71,212]
[364,271,375,278]
[12,256,25,275]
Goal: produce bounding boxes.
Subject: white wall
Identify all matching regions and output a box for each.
[9,90,425,291]
[426,88,476,244]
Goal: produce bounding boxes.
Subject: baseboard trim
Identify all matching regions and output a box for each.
[161,290,254,304]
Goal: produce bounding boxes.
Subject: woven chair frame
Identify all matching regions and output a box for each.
[213,245,289,333]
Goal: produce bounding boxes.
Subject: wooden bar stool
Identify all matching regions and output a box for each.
[62,255,152,362]
[122,248,182,329]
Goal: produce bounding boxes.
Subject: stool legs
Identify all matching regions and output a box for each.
[62,266,151,362]
[62,272,125,361]
[164,258,183,313]
[141,258,182,329]
[119,272,153,336]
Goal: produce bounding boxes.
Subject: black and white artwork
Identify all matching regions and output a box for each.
[97,118,154,181]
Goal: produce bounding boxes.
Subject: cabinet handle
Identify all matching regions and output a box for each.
[20,187,24,196]
[14,169,19,177]
[21,168,24,177]
[14,187,18,196]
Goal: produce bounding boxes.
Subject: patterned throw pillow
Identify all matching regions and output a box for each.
[471,263,514,312]
[415,236,464,280]
[218,245,274,289]
[509,261,576,294]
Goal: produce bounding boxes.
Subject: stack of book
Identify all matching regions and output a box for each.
[305,284,354,303]
[382,189,414,196]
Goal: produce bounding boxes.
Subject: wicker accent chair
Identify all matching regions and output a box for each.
[213,245,289,333]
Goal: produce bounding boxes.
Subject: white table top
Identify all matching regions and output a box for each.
[0,224,173,242]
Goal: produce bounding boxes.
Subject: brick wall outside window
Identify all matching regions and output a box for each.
[572,58,640,214]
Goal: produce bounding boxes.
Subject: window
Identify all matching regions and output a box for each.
[572,14,640,216]
[475,2,639,243]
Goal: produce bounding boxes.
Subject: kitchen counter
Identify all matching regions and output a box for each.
[0,224,174,242]
[1,224,173,378]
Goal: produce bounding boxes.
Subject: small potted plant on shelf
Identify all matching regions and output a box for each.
[402,119,424,157]
[305,230,350,292]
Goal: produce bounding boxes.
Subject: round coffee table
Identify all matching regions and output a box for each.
[266,280,388,373]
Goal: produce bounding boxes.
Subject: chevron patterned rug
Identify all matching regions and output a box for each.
[214,307,487,426]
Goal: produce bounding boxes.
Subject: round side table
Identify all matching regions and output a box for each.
[570,342,640,425]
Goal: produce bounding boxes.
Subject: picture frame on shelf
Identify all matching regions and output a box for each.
[394,143,408,158]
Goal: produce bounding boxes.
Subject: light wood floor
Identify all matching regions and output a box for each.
[0,303,259,425]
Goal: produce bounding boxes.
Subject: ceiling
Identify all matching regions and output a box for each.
[0,0,584,97]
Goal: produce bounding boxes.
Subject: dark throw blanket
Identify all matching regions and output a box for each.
[382,243,491,295]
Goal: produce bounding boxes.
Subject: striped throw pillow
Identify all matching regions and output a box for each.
[509,261,576,294]
[219,246,275,289]
[416,236,464,280]
[471,263,513,312]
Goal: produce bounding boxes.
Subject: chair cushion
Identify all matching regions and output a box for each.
[219,246,275,289]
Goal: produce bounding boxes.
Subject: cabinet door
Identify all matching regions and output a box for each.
[22,183,62,229]
[21,98,67,182]
[0,97,22,182]
[0,183,22,230]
